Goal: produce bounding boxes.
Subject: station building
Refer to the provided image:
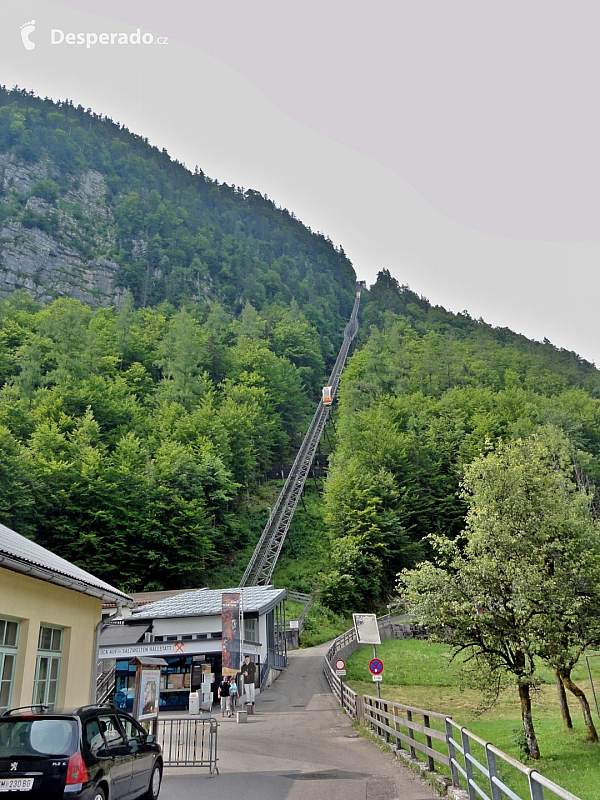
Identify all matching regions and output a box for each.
[0,522,132,713]
[99,586,287,711]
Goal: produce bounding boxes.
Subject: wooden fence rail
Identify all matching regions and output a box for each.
[323,619,583,800]
[363,694,450,771]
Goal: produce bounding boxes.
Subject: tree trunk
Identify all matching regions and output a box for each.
[553,666,573,729]
[559,668,598,742]
[518,683,541,759]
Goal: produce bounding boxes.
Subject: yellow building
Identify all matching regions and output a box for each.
[0,521,132,713]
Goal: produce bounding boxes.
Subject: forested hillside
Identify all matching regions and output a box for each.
[0,291,328,590]
[0,86,356,358]
[321,270,600,612]
[0,86,361,595]
[2,87,598,611]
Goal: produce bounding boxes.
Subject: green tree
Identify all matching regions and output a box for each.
[156,309,210,411]
[399,426,600,759]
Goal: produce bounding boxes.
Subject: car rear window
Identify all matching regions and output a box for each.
[0,718,78,757]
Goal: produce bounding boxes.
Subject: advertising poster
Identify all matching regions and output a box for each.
[137,669,160,721]
[221,591,242,677]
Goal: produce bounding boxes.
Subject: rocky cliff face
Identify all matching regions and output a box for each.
[0,153,120,306]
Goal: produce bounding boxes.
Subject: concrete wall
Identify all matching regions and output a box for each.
[0,567,102,708]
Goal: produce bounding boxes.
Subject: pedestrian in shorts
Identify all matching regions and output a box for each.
[218,675,232,717]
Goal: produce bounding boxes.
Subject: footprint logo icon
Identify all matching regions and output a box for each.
[20,20,36,51]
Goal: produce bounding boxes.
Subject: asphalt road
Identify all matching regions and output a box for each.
[160,642,437,800]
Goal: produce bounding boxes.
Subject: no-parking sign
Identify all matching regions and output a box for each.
[369,658,384,675]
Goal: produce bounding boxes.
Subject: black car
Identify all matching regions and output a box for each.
[0,703,162,799]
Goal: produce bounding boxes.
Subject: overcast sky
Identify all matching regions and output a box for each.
[2,1,598,362]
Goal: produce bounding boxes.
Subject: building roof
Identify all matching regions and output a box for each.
[0,522,132,605]
[103,588,198,609]
[132,586,287,620]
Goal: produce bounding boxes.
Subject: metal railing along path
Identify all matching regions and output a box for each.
[260,648,287,689]
[323,619,583,800]
[288,591,317,632]
[240,295,360,587]
[156,717,219,776]
[95,664,116,705]
[445,719,580,800]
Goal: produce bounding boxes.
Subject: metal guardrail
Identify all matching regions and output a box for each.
[96,664,116,705]
[287,591,312,603]
[156,717,219,776]
[240,295,360,587]
[445,719,580,800]
[324,619,583,800]
[288,592,317,632]
[260,649,287,689]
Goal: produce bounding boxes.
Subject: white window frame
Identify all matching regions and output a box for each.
[33,625,63,710]
[244,617,258,643]
[0,617,20,714]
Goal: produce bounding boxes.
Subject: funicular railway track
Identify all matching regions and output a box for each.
[239,293,360,587]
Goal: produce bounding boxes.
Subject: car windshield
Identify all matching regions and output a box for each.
[0,718,78,757]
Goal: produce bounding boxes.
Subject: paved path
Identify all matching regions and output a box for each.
[161,643,437,800]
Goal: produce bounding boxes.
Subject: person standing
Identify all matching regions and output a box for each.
[229,674,239,708]
[241,655,256,706]
[218,674,232,718]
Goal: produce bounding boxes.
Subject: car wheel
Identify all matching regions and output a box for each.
[143,762,162,800]
[92,788,106,800]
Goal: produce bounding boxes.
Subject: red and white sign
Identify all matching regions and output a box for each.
[335,659,346,671]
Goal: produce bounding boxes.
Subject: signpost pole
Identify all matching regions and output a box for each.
[373,645,381,699]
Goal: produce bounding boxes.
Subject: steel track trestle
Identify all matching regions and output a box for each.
[239,295,360,587]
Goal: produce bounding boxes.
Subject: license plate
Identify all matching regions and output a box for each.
[0,778,34,791]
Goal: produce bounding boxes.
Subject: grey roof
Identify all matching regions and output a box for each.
[103,588,198,609]
[132,586,287,620]
[0,522,132,604]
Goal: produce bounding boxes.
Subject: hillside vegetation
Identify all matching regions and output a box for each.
[0,86,356,355]
[2,87,600,616]
[0,86,362,593]
[0,290,332,591]
[321,270,600,611]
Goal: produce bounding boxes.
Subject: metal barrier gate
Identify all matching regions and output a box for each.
[156,717,219,776]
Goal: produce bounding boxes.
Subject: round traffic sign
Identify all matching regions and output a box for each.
[335,659,346,671]
[369,658,384,675]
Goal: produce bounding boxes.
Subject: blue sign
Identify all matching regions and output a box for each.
[369,658,384,675]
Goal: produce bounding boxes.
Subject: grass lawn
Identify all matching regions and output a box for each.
[285,599,307,620]
[345,639,600,800]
